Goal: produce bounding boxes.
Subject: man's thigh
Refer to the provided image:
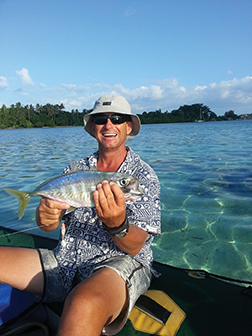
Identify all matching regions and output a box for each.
[58,267,127,335]
[77,267,127,321]
[93,256,152,335]
[0,247,44,294]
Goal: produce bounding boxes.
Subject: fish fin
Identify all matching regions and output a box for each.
[2,188,30,220]
[65,206,76,214]
[68,160,98,173]
[68,161,85,173]
[88,165,99,171]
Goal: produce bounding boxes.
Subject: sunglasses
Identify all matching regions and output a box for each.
[91,114,132,125]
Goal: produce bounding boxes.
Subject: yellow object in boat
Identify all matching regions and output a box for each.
[129,290,186,336]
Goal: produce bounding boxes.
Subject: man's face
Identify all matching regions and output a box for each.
[90,113,133,151]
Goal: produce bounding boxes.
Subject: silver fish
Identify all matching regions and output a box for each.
[3,171,144,220]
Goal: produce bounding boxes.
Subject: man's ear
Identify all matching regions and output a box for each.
[126,121,133,135]
[89,121,95,135]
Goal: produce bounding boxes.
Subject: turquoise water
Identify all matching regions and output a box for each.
[0,121,252,282]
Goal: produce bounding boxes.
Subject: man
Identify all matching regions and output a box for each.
[0,95,160,335]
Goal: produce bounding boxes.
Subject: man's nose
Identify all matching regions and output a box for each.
[105,117,114,126]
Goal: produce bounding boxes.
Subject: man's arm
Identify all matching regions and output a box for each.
[93,180,148,256]
[112,223,148,255]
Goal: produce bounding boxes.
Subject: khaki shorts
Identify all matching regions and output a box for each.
[37,249,152,335]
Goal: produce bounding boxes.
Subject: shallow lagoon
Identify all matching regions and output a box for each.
[0,121,252,282]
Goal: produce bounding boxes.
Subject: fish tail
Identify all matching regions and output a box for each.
[2,188,31,220]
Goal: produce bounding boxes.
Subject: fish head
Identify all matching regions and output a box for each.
[113,175,145,203]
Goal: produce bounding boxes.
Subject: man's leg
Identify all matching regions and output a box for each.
[57,267,128,336]
[0,247,44,294]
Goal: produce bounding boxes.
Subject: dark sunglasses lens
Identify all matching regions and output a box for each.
[93,115,108,124]
[93,115,127,125]
[110,115,125,124]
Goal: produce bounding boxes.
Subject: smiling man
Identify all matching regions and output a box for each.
[90,113,132,154]
[0,95,161,336]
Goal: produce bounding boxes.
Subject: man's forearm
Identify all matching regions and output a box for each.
[111,224,148,256]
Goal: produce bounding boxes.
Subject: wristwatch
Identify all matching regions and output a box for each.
[114,226,129,239]
[102,217,129,239]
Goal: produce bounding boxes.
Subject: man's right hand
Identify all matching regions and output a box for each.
[36,197,70,232]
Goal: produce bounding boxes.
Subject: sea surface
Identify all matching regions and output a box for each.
[0,121,252,283]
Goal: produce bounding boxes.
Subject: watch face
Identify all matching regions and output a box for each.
[115,228,128,239]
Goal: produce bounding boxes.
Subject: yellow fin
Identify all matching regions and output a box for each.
[2,188,30,220]
[65,206,76,215]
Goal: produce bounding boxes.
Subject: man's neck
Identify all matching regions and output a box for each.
[97,147,128,172]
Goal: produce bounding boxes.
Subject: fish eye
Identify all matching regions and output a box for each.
[119,178,129,187]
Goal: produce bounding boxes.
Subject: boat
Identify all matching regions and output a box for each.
[0,224,252,336]
[195,108,205,122]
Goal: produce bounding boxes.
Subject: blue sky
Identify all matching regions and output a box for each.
[1,0,252,116]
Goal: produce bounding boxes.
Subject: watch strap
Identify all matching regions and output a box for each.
[102,217,129,236]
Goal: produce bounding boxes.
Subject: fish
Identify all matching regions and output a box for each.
[3,171,145,220]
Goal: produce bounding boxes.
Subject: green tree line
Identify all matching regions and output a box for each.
[0,102,244,129]
[138,104,241,124]
[0,103,92,129]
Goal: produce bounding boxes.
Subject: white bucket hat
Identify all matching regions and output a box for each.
[84,95,141,140]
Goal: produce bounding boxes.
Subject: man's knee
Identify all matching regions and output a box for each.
[63,268,127,324]
[62,282,112,330]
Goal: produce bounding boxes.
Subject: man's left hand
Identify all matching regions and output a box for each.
[93,180,126,228]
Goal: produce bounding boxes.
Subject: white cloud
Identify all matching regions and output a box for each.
[58,76,252,115]
[2,74,252,115]
[208,77,252,104]
[124,6,135,17]
[60,83,89,93]
[0,76,8,89]
[221,90,230,99]
[16,68,34,86]
[210,83,216,89]
[195,85,207,91]
[111,84,163,101]
[149,85,163,99]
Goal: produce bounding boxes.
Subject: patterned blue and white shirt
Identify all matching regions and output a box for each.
[53,147,161,292]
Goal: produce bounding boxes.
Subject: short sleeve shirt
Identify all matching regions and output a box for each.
[53,147,161,292]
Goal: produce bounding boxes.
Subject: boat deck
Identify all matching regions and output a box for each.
[1,226,251,336]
